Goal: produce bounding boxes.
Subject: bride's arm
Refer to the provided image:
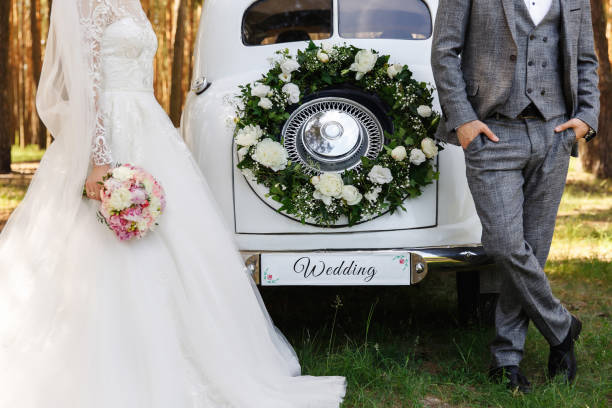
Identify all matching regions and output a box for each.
[81,0,115,200]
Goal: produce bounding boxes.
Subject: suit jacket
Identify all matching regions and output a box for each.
[431,0,600,146]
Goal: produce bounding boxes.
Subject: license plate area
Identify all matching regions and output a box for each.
[260,252,413,286]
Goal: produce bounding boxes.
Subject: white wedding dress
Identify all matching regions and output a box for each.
[0,2,345,407]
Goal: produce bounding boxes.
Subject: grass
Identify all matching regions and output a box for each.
[11,144,46,163]
[0,157,610,407]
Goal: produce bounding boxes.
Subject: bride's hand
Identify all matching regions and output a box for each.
[85,164,111,201]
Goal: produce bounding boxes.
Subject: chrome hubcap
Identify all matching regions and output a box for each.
[283,97,383,173]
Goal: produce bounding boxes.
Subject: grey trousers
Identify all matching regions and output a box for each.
[464,114,573,367]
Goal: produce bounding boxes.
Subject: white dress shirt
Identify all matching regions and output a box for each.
[523,0,553,26]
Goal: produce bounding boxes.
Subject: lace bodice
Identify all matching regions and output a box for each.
[79,0,157,166]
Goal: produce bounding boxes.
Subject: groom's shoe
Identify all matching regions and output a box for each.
[488,365,532,394]
[548,315,582,383]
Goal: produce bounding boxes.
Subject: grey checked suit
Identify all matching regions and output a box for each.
[431,0,599,367]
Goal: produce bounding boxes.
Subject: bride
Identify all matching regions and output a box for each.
[0,0,346,406]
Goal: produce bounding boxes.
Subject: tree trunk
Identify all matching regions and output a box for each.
[169,0,187,127]
[31,0,47,148]
[581,0,612,179]
[0,0,12,173]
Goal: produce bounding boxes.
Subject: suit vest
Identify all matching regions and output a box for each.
[497,0,567,119]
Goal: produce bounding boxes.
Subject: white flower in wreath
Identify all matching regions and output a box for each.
[421,137,439,158]
[280,59,300,75]
[312,173,344,205]
[235,124,263,147]
[317,49,330,63]
[368,165,393,184]
[237,146,250,161]
[112,166,135,182]
[258,97,273,110]
[349,49,378,80]
[278,72,292,82]
[313,190,333,206]
[364,186,382,203]
[252,83,271,98]
[321,41,334,53]
[252,138,288,172]
[391,146,408,162]
[387,63,404,79]
[417,105,433,118]
[342,185,363,206]
[409,148,427,165]
[282,83,300,104]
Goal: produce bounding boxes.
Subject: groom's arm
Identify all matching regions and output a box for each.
[430,0,478,132]
[574,0,600,133]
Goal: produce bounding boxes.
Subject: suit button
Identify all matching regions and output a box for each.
[543,37,548,42]
[528,61,534,66]
[527,88,533,94]
[542,61,548,68]
[541,89,546,96]
[529,34,536,40]
[510,55,517,62]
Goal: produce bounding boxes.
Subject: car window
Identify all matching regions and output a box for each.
[339,0,432,40]
[243,0,333,46]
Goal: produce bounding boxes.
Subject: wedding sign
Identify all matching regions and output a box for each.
[260,252,413,286]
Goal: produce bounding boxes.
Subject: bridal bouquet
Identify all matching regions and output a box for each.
[97,164,166,241]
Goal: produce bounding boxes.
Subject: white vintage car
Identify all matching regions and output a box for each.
[182,0,494,306]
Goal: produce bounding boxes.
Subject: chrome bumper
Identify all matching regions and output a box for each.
[241,245,493,285]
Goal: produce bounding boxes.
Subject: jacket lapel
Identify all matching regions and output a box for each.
[559,0,572,57]
[559,0,575,107]
[501,0,518,47]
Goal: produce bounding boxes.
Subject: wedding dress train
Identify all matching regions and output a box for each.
[0,1,346,406]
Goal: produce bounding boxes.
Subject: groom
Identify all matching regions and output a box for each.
[431,0,600,391]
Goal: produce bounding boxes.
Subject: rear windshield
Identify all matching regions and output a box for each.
[243,0,333,46]
[339,0,432,40]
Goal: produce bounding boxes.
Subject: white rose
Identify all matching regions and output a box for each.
[280,59,300,75]
[317,50,330,63]
[341,185,363,206]
[313,190,332,206]
[141,178,154,194]
[310,175,320,185]
[421,137,439,158]
[252,138,288,172]
[282,83,300,104]
[409,148,427,165]
[237,146,250,161]
[364,186,382,203]
[278,72,291,82]
[111,166,134,182]
[258,97,273,110]
[315,173,344,199]
[241,168,256,182]
[252,83,271,98]
[323,42,334,53]
[136,219,149,232]
[368,165,393,184]
[350,49,378,80]
[387,64,404,79]
[108,187,132,210]
[391,146,407,161]
[417,105,433,118]
[234,124,263,147]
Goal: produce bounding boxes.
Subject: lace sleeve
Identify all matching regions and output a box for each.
[79,0,115,166]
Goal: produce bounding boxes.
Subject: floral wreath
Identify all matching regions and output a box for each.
[232,42,441,226]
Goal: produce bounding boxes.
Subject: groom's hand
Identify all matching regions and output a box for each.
[457,120,499,150]
[554,118,589,140]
